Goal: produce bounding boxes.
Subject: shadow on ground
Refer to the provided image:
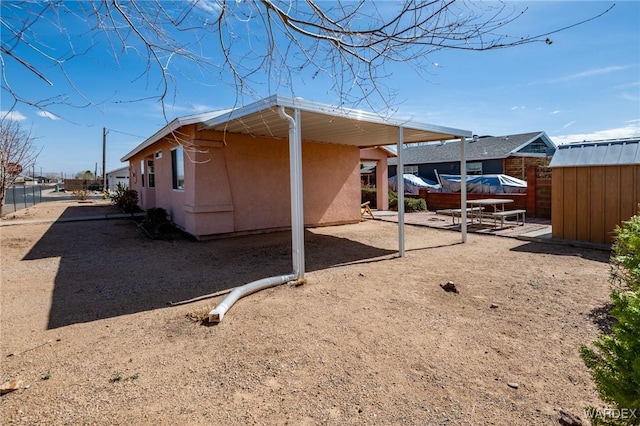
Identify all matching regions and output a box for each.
[509,240,611,263]
[22,206,397,329]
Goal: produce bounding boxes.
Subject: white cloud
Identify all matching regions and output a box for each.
[551,122,640,145]
[620,93,640,102]
[548,65,631,84]
[562,120,576,129]
[510,106,525,111]
[37,110,60,120]
[550,110,561,115]
[0,110,27,121]
[192,0,221,14]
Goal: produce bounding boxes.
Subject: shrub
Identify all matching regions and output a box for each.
[110,183,139,213]
[72,189,89,200]
[142,207,169,233]
[580,214,640,425]
[388,191,427,212]
[361,187,377,206]
[118,190,139,213]
[110,182,127,206]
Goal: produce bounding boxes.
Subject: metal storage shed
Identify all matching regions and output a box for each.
[549,138,640,244]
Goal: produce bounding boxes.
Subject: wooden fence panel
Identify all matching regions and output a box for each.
[551,168,564,239]
[589,167,606,244]
[576,167,591,242]
[604,167,621,243]
[564,168,578,241]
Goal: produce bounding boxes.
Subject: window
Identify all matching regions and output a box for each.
[140,160,145,187]
[171,148,184,190]
[147,160,155,188]
[404,165,419,176]
[155,150,163,159]
[467,162,483,175]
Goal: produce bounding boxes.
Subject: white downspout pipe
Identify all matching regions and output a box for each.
[397,126,405,257]
[208,105,305,323]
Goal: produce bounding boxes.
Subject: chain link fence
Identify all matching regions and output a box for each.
[2,184,44,216]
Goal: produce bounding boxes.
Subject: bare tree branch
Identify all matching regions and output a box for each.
[0,117,40,215]
[0,0,614,117]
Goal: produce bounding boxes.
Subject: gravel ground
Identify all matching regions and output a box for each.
[1,200,612,425]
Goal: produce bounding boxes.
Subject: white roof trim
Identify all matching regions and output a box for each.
[120,109,232,162]
[509,132,556,155]
[121,95,471,161]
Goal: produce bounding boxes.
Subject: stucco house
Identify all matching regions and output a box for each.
[389,131,556,182]
[121,95,470,241]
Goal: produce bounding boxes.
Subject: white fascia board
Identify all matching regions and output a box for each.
[120,110,231,162]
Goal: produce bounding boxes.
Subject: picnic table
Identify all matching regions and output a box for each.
[466,198,525,228]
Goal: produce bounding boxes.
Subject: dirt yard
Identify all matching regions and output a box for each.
[1,200,612,425]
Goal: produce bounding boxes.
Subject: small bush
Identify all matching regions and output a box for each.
[118,190,139,213]
[142,207,169,232]
[110,182,127,206]
[72,189,89,200]
[388,191,427,212]
[110,183,139,213]
[580,214,640,425]
[361,187,377,206]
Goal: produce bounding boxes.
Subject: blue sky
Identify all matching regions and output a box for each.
[1,1,639,177]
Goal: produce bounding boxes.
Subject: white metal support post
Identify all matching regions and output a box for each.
[397,126,405,257]
[289,108,305,277]
[460,136,467,243]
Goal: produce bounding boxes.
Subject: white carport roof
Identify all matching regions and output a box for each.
[119,95,473,321]
[199,94,470,147]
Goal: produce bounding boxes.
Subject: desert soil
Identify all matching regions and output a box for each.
[1,199,612,425]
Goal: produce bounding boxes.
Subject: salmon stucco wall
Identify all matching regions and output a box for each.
[220,132,361,234]
[360,147,391,210]
[129,127,362,238]
[128,136,187,226]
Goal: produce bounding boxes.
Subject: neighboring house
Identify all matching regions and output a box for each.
[105,165,130,192]
[550,137,640,245]
[389,131,556,182]
[120,95,470,240]
[12,175,35,184]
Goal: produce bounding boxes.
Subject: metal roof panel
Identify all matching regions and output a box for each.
[549,139,640,167]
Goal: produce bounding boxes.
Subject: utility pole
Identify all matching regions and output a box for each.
[102,127,106,190]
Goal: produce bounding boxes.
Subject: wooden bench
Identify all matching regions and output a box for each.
[361,201,374,220]
[437,207,485,225]
[488,209,526,228]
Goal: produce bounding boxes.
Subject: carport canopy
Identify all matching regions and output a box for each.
[199,94,473,277]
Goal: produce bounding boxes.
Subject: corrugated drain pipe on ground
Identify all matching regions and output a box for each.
[207,274,297,322]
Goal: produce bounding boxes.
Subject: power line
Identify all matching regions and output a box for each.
[107,128,146,139]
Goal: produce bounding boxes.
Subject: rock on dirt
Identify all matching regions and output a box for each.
[440,281,459,293]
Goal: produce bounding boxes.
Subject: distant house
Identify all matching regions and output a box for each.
[550,137,640,245]
[120,95,469,240]
[105,166,130,192]
[389,131,556,182]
